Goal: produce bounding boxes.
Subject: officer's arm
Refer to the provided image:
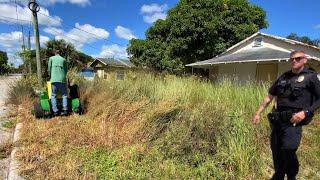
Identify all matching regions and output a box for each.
[255,94,274,116]
[307,74,320,113]
[253,94,274,124]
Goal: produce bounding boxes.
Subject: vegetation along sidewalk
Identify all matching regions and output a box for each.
[8,73,320,179]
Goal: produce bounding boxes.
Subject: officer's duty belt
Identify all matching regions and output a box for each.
[268,108,301,124]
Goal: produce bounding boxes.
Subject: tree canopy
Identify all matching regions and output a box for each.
[286,33,320,47]
[127,0,268,72]
[19,39,94,75]
[0,50,9,74]
[44,39,93,69]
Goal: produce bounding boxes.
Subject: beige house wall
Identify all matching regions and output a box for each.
[211,62,257,82]
[91,61,132,80]
[209,59,319,84]
[277,61,290,76]
[209,33,320,83]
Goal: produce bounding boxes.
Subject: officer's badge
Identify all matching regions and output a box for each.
[297,75,304,82]
[317,74,320,81]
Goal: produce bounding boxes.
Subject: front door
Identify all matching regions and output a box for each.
[256,63,278,82]
[97,69,105,78]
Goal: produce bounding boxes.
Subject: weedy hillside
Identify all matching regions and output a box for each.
[10,73,320,179]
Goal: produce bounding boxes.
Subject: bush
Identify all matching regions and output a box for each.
[8,74,37,105]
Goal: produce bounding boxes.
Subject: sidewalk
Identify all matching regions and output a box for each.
[0,75,22,179]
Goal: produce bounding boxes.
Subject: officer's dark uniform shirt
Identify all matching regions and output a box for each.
[269,67,320,114]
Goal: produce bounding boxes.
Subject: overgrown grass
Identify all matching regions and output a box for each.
[7,74,37,105]
[11,72,320,179]
[0,141,12,160]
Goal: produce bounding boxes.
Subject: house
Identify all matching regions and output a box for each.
[90,58,134,80]
[186,32,320,83]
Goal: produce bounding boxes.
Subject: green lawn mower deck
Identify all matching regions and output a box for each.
[33,82,83,118]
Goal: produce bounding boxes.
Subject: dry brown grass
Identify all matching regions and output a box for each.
[15,91,155,179]
[9,74,320,179]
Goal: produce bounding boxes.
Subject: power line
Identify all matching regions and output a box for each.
[14,0,19,21]
[0,17,33,35]
[0,15,32,23]
[37,12,127,47]
[14,0,26,49]
[42,25,102,52]
[0,17,101,51]
[2,1,128,48]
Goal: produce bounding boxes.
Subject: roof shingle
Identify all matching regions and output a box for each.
[186,47,290,67]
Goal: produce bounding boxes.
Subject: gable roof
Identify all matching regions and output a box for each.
[186,32,320,68]
[221,32,320,56]
[186,47,290,67]
[91,58,134,68]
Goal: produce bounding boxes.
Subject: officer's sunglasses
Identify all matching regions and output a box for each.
[290,56,306,62]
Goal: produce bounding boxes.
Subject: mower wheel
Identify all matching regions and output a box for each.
[34,103,45,119]
[75,100,84,115]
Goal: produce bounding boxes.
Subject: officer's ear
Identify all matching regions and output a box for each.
[303,58,308,65]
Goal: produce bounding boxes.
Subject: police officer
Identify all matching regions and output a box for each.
[252,50,320,180]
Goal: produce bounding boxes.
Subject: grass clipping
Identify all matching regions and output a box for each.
[13,73,320,179]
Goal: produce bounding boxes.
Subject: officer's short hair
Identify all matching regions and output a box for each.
[290,50,305,57]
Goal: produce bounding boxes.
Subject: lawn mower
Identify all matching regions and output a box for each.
[33,81,83,118]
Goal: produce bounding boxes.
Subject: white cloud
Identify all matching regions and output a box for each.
[143,12,167,24]
[115,26,136,40]
[99,44,128,59]
[140,3,168,24]
[0,0,90,6]
[0,31,49,67]
[0,31,49,53]
[141,3,167,14]
[44,23,109,49]
[7,53,23,67]
[0,3,62,26]
[0,31,21,49]
[43,27,64,36]
[315,24,320,29]
[38,0,90,7]
[33,35,50,46]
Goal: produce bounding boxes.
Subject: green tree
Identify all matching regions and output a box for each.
[287,33,319,47]
[127,0,268,72]
[0,50,9,74]
[44,39,93,69]
[19,39,94,77]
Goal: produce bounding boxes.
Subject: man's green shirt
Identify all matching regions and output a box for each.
[48,55,68,83]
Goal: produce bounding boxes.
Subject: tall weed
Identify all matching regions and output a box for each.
[15,71,319,179]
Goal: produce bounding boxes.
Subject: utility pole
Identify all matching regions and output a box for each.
[28,0,42,86]
[21,26,27,73]
[28,31,32,73]
[21,26,25,50]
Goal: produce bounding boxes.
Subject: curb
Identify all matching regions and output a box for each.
[7,117,24,180]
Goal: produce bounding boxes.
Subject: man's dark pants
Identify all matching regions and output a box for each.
[270,120,302,180]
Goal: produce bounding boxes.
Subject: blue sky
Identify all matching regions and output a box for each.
[0,0,319,67]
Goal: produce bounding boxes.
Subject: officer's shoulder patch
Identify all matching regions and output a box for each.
[317,74,320,81]
[297,75,305,82]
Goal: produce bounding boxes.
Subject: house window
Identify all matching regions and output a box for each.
[253,37,263,47]
[116,71,125,80]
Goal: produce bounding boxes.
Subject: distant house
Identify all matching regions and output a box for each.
[90,58,134,80]
[186,32,320,83]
